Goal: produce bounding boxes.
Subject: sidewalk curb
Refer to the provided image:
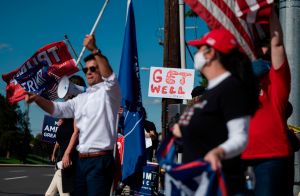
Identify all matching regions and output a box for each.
[0,164,54,167]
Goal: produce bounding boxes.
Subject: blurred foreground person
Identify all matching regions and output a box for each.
[242,7,294,196]
[172,28,259,195]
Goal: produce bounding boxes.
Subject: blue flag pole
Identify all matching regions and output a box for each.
[118,0,146,183]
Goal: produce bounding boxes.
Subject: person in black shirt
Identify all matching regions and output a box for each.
[142,107,158,162]
[144,119,158,162]
[45,75,86,196]
[172,29,259,195]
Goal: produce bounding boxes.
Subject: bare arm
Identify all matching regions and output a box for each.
[62,120,79,169]
[172,123,182,138]
[270,6,287,69]
[84,35,113,78]
[25,92,54,114]
[51,143,59,162]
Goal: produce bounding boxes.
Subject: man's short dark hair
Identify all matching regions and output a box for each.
[83,53,109,63]
[83,54,95,63]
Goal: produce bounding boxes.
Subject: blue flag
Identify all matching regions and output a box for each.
[118,0,146,182]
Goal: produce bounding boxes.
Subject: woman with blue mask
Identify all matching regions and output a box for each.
[172,28,259,195]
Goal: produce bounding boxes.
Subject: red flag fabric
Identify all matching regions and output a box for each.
[2,41,79,104]
[113,135,124,190]
[235,0,273,24]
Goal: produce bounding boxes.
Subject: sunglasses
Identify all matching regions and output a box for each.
[82,66,97,74]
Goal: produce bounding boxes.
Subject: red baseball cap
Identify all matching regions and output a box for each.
[188,29,238,54]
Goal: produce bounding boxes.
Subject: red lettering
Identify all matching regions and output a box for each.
[151,84,161,93]
[178,72,192,85]
[153,69,162,83]
[162,86,167,94]
[178,86,185,94]
[169,86,176,94]
[166,70,177,84]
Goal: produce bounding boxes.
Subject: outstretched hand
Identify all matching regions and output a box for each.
[204,147,225,171]
[62,153,72,169]
[24,92,38,104]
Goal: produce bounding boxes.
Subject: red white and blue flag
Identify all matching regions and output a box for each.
[2,41,79,104]
[157,136,228,195]
[184,0,274,60]
[165,160,227,196]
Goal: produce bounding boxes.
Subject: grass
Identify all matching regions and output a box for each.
[0,157,22,164]
[0,154,50,164]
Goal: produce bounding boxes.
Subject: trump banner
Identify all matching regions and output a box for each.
[148,67,194,100]
[41,115,60,144]
[2,41,79,104]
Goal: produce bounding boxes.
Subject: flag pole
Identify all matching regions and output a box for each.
[64,34,84,69]
[75,0,110,66]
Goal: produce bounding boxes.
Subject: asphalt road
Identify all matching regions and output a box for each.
[0,165,55,196]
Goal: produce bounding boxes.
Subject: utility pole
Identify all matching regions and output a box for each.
[162,0,182,138]
[279,0,300,194]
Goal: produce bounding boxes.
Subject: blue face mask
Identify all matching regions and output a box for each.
[252,59,271,77]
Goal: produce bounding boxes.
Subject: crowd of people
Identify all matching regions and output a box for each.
[171,6,297,196]
[23,4,299,196]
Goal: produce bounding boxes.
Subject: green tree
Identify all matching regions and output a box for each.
[31,133,54,159]
[0,94,32,161]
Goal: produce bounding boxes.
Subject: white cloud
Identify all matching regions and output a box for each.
[0,43,12,51]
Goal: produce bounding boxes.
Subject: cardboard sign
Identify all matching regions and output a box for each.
[148,67,194,100]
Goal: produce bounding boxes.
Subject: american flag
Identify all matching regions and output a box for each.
[184,0,274,60]
[235,0,273,24]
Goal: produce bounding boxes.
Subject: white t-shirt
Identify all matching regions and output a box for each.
[52,73,121,153]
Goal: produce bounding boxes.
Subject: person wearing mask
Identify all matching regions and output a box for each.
[172,28,259,195]
[25,35,121,196]
[242,7,294,195]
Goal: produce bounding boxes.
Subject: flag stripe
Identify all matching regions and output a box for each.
[162,137,175,157]
[185,0,256,59]
[235,0,273,23]
[213,0,256,59]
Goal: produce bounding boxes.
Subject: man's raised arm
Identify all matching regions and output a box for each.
[83,34,113,78]
[270,6,287,69]
[25,92,54,114]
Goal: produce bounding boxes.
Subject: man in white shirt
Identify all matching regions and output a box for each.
[25,35,121,196]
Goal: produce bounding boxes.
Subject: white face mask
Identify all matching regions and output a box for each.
[194,51,208,71]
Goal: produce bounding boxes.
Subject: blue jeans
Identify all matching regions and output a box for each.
[75,154,115,196]
[244,156,294,196]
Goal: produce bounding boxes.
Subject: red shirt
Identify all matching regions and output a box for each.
[242,60,293,159]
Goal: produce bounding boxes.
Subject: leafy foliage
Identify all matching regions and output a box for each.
[0,94,32,161]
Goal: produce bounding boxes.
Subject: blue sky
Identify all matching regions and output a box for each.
[0,0,208,136]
